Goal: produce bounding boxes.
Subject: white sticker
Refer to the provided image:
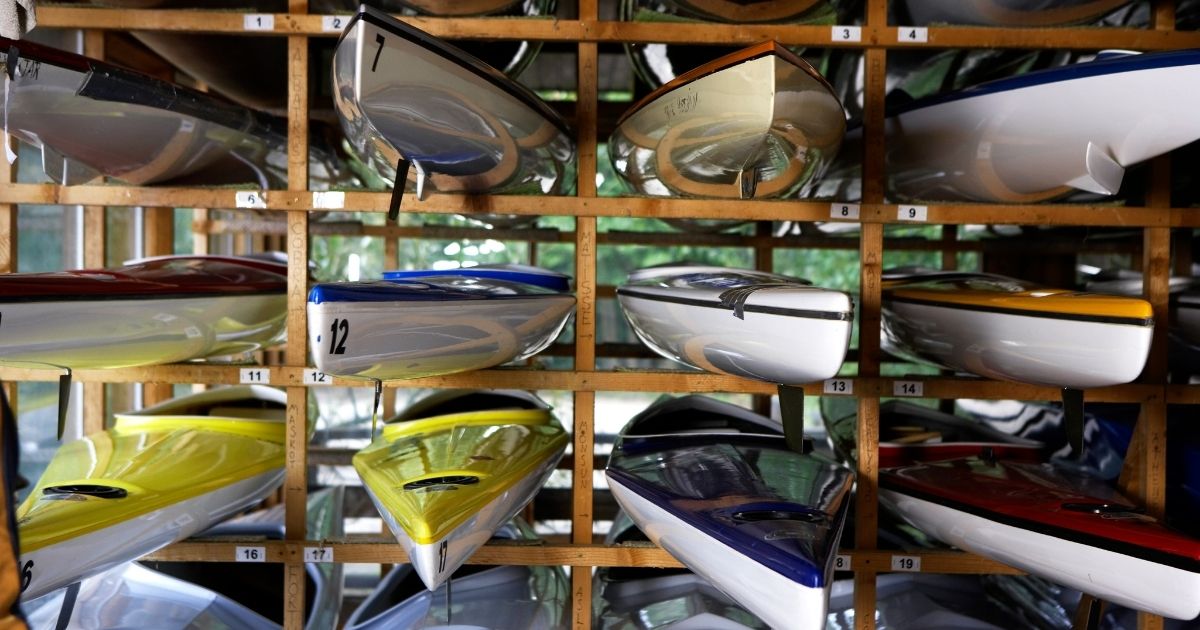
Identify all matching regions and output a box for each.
[829,203,860,221]
[304,547,334,563]
[891,555,921,572]
[823,379,853,395]
[303,369,332,386]
[897,26,928,43]
[897,205,928,222]
[321,15,348,32]
[243,14,275,31]
[312,191,345,210]
[236,546,266,562]
[893,381,924,397]
[184,326,202,339]
[834,554,851,571]
[830,25,861,42]
[239,368,271,384]
[235,190,267,209]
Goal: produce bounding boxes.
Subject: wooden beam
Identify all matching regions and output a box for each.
[37,8,1200,50]
[0,184,1182,227]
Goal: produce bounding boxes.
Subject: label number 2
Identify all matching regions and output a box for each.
[329,319,349,355]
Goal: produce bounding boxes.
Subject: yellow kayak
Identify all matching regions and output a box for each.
[882,270,1153,388]
[355,390,567,590]
[17,385,289,600]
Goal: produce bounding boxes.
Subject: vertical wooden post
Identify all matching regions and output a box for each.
[82,29,108,433]
[141,207,176,408]
[0,128,14,406]
[855,0,888,622]
[572,1,599,623]
[283,6,310,628]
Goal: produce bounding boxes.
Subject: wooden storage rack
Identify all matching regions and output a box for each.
[0,1,1190,628]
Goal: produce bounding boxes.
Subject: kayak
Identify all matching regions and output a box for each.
[822,401,1200,620]
[881,269,1154,388]
[16,386,289,601]
[355,390,567,590]
[345,518,568,629]
[609,41,845,199]
[606,395,853,630]
[0,255,288,370]
[23,487,344,630]
[307,265,574,381]
[0,35,345,188]
[885,49,1200,202]
[332,5,575,199]
[881,458,1200,620]
[617,265,853,384]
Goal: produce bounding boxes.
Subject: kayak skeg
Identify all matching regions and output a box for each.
[16,385,289,601]
[345,518,569,629]
[606,395,854,630]
[354,389,568,590]
[307,265,575,381]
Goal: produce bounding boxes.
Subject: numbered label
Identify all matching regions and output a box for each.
[312,191,345,210]
[891,555,921,572]
[831,25,861,42]
[328,318,349,355]
[243,14,275,31]
[893,380,924,397]
[321,15,347,32]
[304,547,334,563]
[236,546,266,562]
[897,205,928,222]
[823,379,853,395]
[834,554,851,571]
[304,369,332,386]
[235,190,267,209]
[897,27,928,43]
[240,368,271,384]
[829,203,860,221]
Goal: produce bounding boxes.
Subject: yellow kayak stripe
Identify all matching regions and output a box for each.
[884,284,1153,320]
[112,414,287,443]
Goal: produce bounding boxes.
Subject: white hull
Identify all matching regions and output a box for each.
[0,294,286,370]
[882,301,1152,388]
[887,55,1200,202]
[607,474,831,630]
[366,449,560,590]
[308,296,573,380]
[619,287,851,384]
[880,489,1200,620]
[20,469,284,601]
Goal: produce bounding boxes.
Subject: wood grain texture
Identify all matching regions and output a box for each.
[0,184,1179,227]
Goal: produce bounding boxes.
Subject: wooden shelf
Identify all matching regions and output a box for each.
[0,182,1190,226]
[37,7,1200,50]
[143,538,1023,575]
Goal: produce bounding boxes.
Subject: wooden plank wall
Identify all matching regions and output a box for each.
[1,1,1185,629]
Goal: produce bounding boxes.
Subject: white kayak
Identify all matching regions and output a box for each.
[886,49,1200,202]
[617,265,852,384]
[307,265,574,381]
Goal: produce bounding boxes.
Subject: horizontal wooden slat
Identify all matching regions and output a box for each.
[142,538,1022,574]
[0,183,1179,227]
[0,364,1163,401]
[36,8,1200,51]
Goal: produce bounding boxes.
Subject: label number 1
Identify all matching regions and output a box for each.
[371,34,385,72]
[329,319,349,355]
